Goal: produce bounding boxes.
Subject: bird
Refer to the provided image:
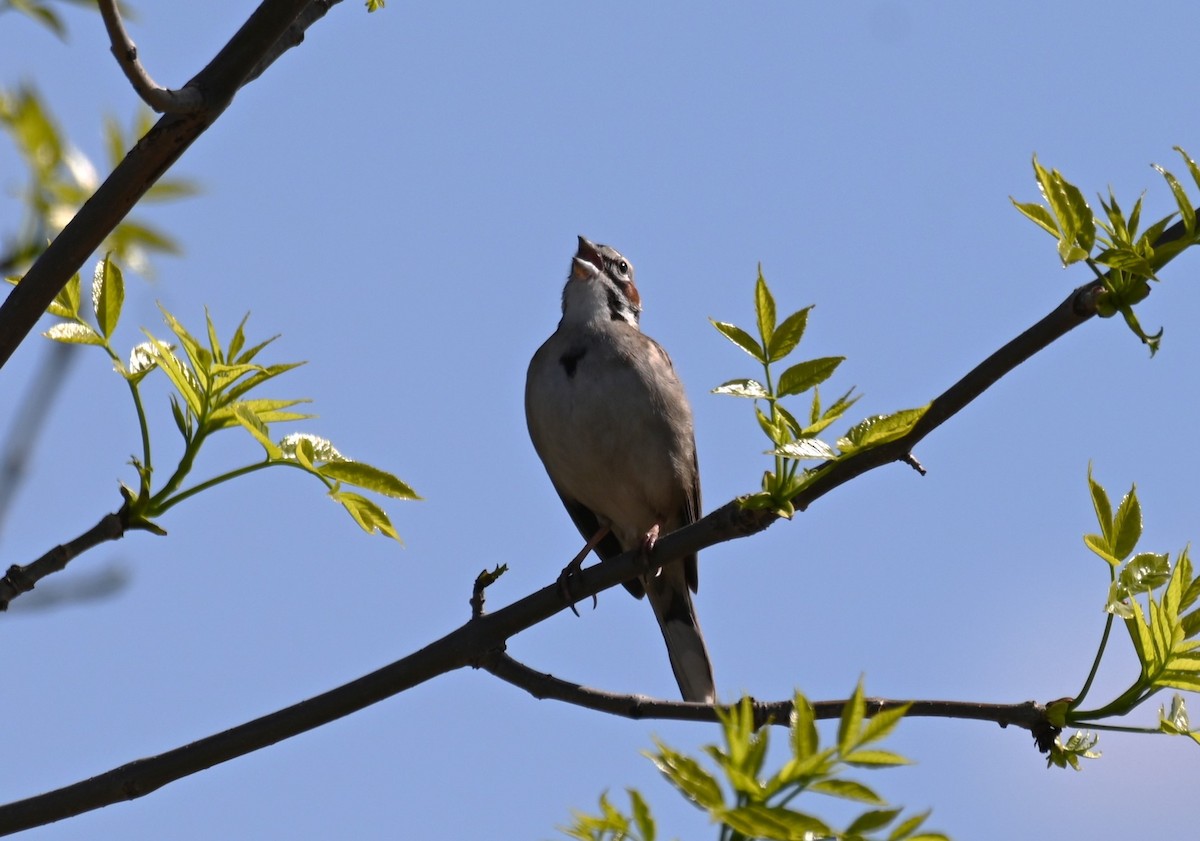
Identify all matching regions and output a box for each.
[524,235,715,703]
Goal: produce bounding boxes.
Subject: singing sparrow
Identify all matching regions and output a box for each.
[525,235,715,703]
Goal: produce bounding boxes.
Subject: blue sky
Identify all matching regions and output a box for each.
[3,2,1199,838]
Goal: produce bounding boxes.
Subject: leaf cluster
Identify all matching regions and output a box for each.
[8,255,417,539]
[563,683,946,841]
[1054,469,1200,762]
[711,269,928,516]
[1011,148,1200,354]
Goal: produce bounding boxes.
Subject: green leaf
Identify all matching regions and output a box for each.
[837,679,866,754]
[789,692,818,761]
[1032,155,1095,265]
[44,321,102,345]
[710,319,765,363]
[858,702,911,747]
[889,809,933,841]
[208,398,311,431]
[1118,552,1171,597]
[91,254,124,338]
[777,357,844,398]
[770,438,837,461]
[649,742,724,811]
[711,378,770,399]
[320,461,420,499]
[627,789,654,841]
[1087,465,1113,546]
[1153,162,1195,234]
[1010,198,1060,238]
[158,303,212,385]
[233,403,282,459]
[718,804,832,840]
[225,361,305,402]
[846,807,903,834]
[755,266,776,348]
[809,778,885,805]
[330,489,400,540]
[47,271,81,318]
[1083,533,1120,567]
[841,749,911,768]
[755,405,789,447]
[837,406,928,454]
[768,306,812,362]
[1111,485,1142,561]
[143,333,204,415]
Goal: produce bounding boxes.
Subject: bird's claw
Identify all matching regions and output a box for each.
[558,553,596,617]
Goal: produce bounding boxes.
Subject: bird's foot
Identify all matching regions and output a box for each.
[558,527,609,616]
[635,524,661,577]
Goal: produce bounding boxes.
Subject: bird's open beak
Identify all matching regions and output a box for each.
[572,235,603,280]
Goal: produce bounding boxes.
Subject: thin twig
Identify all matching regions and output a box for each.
[97,0,205,114]
[0,508,128,610]
[481,649,1050,733]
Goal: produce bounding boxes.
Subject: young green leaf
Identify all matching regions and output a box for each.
[755,266,776,348]
[770,439,837,461]
[331,489,400,540]
[92,254,123,338]
[320,461,420,499]
[1153,162,1195,234]
[777,356,844,397]
[710,319,765,363]
[628,789,655,841]
[845,806,902,833]
[837,679,866,755]
[44,321,102,345]
[1111,485,1143,562]
[718,804,833,839]
[809,778,885,805]
[46,271,82,318]
[711,378,770,399]
[768,305,812,362]
[837,406,928,454]
[233,403,283,459]
[648,742,724,811]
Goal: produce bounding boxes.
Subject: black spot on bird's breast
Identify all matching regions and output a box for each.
[559,346,587,378]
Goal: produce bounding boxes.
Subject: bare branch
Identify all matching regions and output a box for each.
[0,507,128,610]
[482,649,1051,735]
[97,0,204,113]
[0,0,342,373]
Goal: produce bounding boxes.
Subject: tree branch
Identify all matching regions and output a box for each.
[0,0,341,373]
[482,649,1052,737]
[0,506,129,611]
[97,0,204,113]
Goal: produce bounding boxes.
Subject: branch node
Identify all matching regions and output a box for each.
[98,0,208,114]
[902,452,926,475]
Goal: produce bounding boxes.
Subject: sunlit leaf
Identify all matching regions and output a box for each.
[768,306,812,362]
[777,356,843,397]
[320,461,420,499]
[331,489,400,541]
[44,321,101,345]
[92,254,124,338]
[710,319,765,363]
[711,378,769,399]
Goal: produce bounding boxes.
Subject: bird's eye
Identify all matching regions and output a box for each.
[618,261,629,275]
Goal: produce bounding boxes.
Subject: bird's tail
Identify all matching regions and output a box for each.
[645,561,715,703]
